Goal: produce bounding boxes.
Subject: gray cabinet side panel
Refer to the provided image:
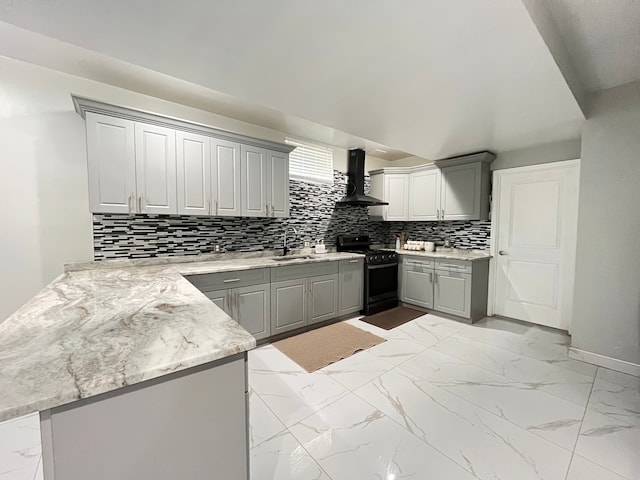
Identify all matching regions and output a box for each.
[45,356,248,480]
[470,260,490,322]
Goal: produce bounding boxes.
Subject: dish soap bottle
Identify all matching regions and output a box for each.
[314,239,326,254]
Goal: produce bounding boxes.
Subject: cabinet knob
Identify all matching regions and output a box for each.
[498,250,508,256]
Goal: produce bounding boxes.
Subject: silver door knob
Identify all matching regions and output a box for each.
[498,250,508,256]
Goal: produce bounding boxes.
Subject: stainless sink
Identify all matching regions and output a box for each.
[271,255,317,262]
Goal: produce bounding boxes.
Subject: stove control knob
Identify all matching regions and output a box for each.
[372,255,379,263]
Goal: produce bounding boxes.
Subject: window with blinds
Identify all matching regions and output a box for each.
[286,138,334,184]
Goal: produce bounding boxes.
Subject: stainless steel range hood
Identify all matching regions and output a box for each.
[336,149,388,206]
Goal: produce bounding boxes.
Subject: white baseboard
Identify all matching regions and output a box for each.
[569,347,640,377]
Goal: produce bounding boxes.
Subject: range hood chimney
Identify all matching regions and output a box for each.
[337,148,388,206]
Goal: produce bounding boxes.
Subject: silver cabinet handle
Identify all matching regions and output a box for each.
[349,259,359,263]
[439,264,461,269]
[442,209,445,219]
[137,195,142,212]
[270,204,274,217]
[234,290,239,313]
[223,278,240,283]
[434,273,438,284]
[127,194,133,214]
[215,199,219,215]
[436,208,439,220]
[429,272,433,281]
[226,290,231,312]
[498,251,508,256]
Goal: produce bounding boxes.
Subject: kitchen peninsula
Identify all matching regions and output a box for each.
[0,251,361,480]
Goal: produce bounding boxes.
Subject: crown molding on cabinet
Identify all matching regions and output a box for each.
[369,151,495,176]
[71,95,296,154]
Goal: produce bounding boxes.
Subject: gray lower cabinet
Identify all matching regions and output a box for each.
[205,284,271,340]
[236,284,270,340]
[433,271,471,318]
[399,256,488,322]
[308,274,339,324]
[338,259,364,316]
[204,289,231,315]
[192,258,364,339]
[270,278,308,335]
[401,263,434,308]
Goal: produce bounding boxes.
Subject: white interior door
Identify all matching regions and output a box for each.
[493,161,579,331]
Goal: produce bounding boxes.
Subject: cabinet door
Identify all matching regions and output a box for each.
[440,163,482,220]
[384,174,409,221]
[176,132,210,216]
[86,113,136,214]
[241,145,267,217]
[134,123,177,214]
[434,271,471,318]
[270,278,307,335]
[204,289,232,316]
[409,169,441,221]
[339,259,363,316]
[267,150,289,218]
[401,265,434,308]
[308,274,339,324]
[368,173,385,218]
[235,284,270,341]
[211,139,242,217]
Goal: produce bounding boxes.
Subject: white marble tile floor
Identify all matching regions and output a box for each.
[1,313,638,479]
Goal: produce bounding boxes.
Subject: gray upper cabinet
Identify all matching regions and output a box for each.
[308,274,339,324]
[75,96,293,218]
[270,278,308,335]
[86,113,136,214]
[440,163,483,220]
[134,122,177,215]
[339,259,363,316]
[241,145,268,217]
[267,150,289,218]
[401,261,434,309]
[434,270,471,318]
[176,131,210,216]
[369,152,494,222]
[408,168,441,221]
[235,284,270,340]
[369,173,409,221]
[212,139,242,217]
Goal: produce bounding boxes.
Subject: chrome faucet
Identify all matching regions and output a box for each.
[282,226,299,256]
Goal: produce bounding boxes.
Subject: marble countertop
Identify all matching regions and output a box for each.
[390,248,492,261]
[0,251,363,422]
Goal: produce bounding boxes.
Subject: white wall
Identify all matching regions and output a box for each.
[390,138,582,171]
[0,56,391,322]
[491,139,581,170]
[571,81,640,366]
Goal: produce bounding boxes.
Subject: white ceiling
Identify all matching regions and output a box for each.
[543,0,640,93]
[0,0,585,160]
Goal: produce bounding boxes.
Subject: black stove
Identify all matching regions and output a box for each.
[336,236,398,265]
[336,235,399,315]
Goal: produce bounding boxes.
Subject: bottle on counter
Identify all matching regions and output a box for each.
[314,239,326,254]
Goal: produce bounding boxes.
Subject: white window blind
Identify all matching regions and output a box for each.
[286,138,334,184]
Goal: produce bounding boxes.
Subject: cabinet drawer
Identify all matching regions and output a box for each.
[185,268,270,292]
[271,261,338,282]
[339,258,364,271]
[435,259,472,273]
[402,256,435,269]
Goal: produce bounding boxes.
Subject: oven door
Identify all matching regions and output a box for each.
[365,263,398,304]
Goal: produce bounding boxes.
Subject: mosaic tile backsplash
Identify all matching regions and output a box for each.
[93,171,491,260]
